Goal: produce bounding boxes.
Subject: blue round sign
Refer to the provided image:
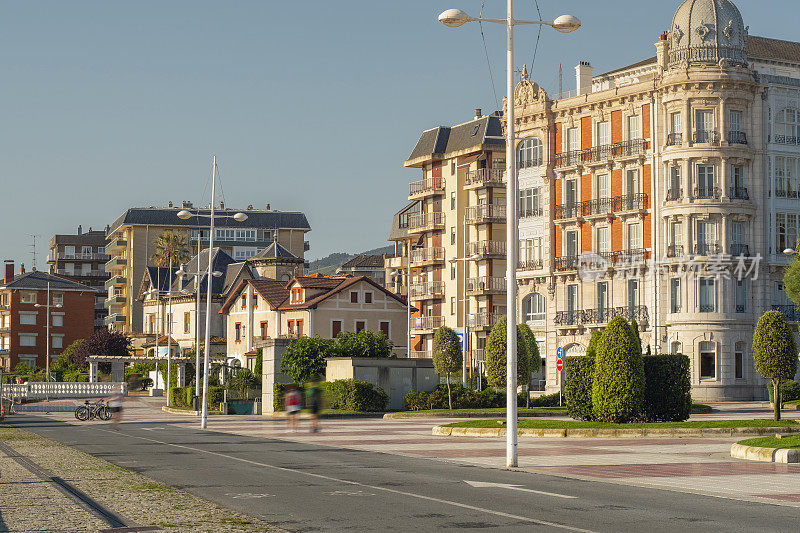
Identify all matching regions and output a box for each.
[557,347,563,360]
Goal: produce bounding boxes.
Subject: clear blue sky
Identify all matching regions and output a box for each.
[0,1,795,265]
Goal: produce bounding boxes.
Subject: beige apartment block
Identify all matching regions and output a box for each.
[105,202,310,340]
[510,0,800,401]
[222,274,410,371]
[402,111,510,376]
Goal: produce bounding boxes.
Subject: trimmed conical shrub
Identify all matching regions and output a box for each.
[592,317,645,422]
[485,316,529,388]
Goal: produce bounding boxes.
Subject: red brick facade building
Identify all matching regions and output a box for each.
[0,267,96,371]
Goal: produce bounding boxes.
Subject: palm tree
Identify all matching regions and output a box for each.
[150,231,192,267]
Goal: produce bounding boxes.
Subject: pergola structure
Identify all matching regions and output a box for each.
[86,355,191,385]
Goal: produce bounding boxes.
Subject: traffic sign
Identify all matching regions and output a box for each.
[556,359,564,372]
[556,347,563,360]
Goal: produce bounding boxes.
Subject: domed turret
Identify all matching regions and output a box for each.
[668,0,748,69]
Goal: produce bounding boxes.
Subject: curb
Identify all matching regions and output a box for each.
[432,425,800,439]
[769,403,800,411]
[383,410,566,420]
[161,406,222,416]
[731,442,800,463]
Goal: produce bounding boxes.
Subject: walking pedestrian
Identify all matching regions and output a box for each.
[285,385,302,432]
[106,384,124,430]
[306,380,322,433]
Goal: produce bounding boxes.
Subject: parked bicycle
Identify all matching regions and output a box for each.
[74,400,111,421]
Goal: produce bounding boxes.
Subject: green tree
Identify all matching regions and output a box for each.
[73,330,131,370]
[280,336,332,383]
[782,245,800,304]
[586,330,603,359]
[629,318,642,356]
[485,316,529,389]
[752,310,799,420]
[432,326,462,411]
[254,348,263,378]
[52,339,85,377]
[333,330,394,358]
[230,368,260,399]
[592,317,645,423]
[518,323,539,408]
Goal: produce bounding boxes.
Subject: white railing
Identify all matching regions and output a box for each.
[408,351,433,359]
[1,382,127,400]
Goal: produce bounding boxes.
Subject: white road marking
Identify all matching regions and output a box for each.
[225,492,274,499]
[96,427,596,533]
[464,480,577,499]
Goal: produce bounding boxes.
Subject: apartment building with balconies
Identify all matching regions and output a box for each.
[104,202,310,339]
[401,110,507,365]
[47,226,110,329]
[511,0,800,401]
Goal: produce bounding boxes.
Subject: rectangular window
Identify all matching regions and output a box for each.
[596,121,610,146]
[450,226,456,245]
[596,226,610,253]
[235,323,241,342]
[627,223,642,251]
[670,278,681,313]
[699,278,716,312]
[626,169,640,197]
[700,342,716,379]
[260,321,268,338]
[735,279,748,313]
[628,279,640,312]
[296,320,304,337]
[567,127,580,152]
[729,110,742,132]
[52,293,63,306]
[735,348,744,380]
[52,314,64,327]
[565,179,577,207]
[450,263,456,280]
[566,285,578,314]
[19,334,36,347]
[365,292,373,304]
[596,174,610,200]
[670,112,681,134]
[450,191,456,210]
[355,321,366,332]
[695,109,714,133]
[669,166,681,196]
[287,320,295,336]
[19,313,36,325]
[596,282,608,321]
[240,295,247,310]
[450,296,456,315]
[20,292,37,304]
[184,312,190,333]
[777,213,787,253]
[332,320,342,338]
[350,291,359,303]
[51,335,63,349]
[627,114,641,141]
[565,230,578,257]
[379,321,390,337]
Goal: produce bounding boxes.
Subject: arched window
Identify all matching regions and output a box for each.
[775,108,800,144]
[517,138,543,168]
[522,293,546,323]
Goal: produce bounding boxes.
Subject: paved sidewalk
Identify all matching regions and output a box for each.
[31,397,800,509]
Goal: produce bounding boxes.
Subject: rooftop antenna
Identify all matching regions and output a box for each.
[559,64,563,98]
[29,234,42,271]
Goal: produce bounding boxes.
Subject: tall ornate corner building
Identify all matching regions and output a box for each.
[512,0,800,401]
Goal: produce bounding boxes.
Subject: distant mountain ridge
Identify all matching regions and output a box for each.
[307,245,393,276]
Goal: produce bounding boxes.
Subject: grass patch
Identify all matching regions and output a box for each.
[786,400,800,405]
[133,482,177,493]
[397,407,566,414]
[738,435,800,449]
[692,403,711,410]
[444,419,800,429]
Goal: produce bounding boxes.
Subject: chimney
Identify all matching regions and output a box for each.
[88,227,92,232]
[105,224,110,235]
[655,31,670,72]
[77,225,82,235]
[266,203,271,211]
[247,205,253,210]
[20,263,26,275]
[4,261,13,284]
[474,108,482,119]
[168,201,174,208]
[219,201,225,210]
[575,61,594,96]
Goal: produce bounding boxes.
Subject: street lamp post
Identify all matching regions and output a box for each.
[177,156,247,429]
[450,254,480,387]
[439,4,580,468]
[35,282,62,387]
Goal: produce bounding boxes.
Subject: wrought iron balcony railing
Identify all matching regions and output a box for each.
[466,240,506,257]
[467,312,500,329]
[554,256,578,271]
[693,130,720,144]
[466,276,506,294]
[553,139,648,169]
[554,305,649,327]
[694,243,721,256]
[409,281,445,299]
[465,204,506,223]
[694,186,721,200]
[666,188,683,201]
[729,187,749,200]
[517,259,544,270]
[666,133,682,146]
[727,131,747,145]
[408,211,444,231]
[412,315,444,331]
[465,168,506,188]
[519,207,543,218]
[773,135,800,146]
[730,243,750,257]
[666,245,684,258]
[410,247,445,265]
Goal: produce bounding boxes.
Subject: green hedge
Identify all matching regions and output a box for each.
[768,380,800,403]
[403,387,559,410]
[208,386,225,408]
[529,392,561,407]
[592,317,646,423]
[565,356,595,421]
[274,380,388,412]
[642,354,692,422]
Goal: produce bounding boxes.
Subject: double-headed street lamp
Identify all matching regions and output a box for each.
[449,254,480,387]
[35,282,62,386]
[177,156,247,429]
[439,3,580,468]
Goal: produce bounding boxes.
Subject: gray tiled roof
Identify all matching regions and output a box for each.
[406,115,504,164]
[252,241,298,260]
[596,36,800,79]
[338,254,385,270]
[388,201,419,241]
[0,271,98,292]
[222,261,254,294]
[109,207,310,234]
[179,248,238,295]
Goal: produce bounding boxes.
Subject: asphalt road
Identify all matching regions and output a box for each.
[12,416,800,532]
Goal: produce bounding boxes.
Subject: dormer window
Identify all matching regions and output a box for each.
[240,295,246,310]
[291,287,303,304]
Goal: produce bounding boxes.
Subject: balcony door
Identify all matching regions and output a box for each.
[565,179,577,208]
[696,165,715,196]
[596,226,610,254]
[567,284,578,323]
[669,166,681,196]
[695,110,714,135]
[596,282,608,322]
[597,121,610,147]
[565,230,578,258]
[627,279,639,317]
[697,220,715,254]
